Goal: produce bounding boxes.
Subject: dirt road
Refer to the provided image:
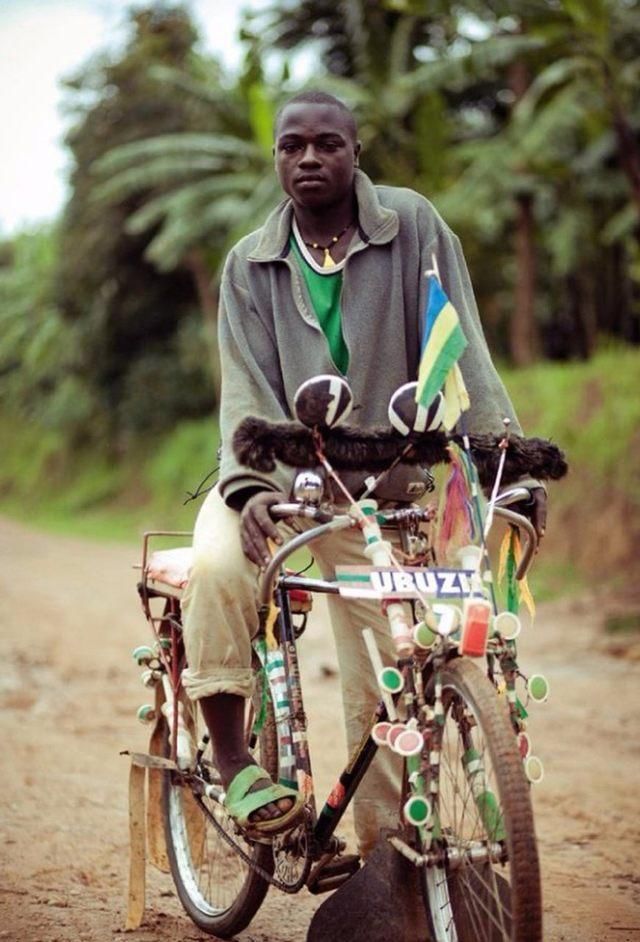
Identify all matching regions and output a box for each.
[1,516,639,941]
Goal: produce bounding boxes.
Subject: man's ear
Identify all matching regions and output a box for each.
[354,140,362,167]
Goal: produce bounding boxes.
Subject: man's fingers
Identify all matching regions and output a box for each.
[240,491,288,567]
[240,516,268,567]
[252,504,282,544]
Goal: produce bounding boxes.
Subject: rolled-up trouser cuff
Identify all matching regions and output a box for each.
[182,666,254,701]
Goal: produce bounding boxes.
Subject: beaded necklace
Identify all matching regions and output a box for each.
[302,223,352,269]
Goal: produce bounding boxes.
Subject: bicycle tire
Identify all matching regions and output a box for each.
[162,668,279,938]
[421,657,542,942]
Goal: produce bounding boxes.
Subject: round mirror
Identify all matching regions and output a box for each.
[388,382,444,436]
[293,374,353,428]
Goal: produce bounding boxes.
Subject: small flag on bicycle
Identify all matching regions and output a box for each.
[416,261,470,430]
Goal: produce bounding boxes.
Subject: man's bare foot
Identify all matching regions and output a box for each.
[221,755,294,824]
[199,693,295,825]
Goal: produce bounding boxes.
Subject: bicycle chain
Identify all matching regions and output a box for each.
[194,793,311,893]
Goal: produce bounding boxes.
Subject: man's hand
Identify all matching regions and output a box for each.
[240,491,289,567]
[512,486,547,542]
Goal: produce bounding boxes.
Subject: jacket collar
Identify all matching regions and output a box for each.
[248,169,399,263]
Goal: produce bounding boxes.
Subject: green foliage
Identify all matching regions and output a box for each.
[0,226,102,439]
[503,344,640,589]
[146,418,220,508]
[56,4,218,445]
[92,122,281,274]
[117,313,216,434]
[506,344,640,494]
[88,26,282,277]
[1,410,219,543]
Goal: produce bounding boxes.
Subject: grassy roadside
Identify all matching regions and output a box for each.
[2,345,639,595]
[501,344,640,596]
[0,416,220,544]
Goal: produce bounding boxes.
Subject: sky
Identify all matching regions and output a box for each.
[0,0,279,234]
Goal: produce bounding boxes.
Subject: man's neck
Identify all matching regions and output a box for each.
[292,194,357,246]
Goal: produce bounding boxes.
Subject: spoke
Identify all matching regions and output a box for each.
[456,869,492,942]
[455,865,512,940]
[426,678,516,942]
[439,736,481,845]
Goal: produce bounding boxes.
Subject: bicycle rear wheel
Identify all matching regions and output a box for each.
[162,670,279,938]
[422,657,542,942]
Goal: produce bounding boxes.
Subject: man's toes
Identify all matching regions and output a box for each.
[249,800,283,823]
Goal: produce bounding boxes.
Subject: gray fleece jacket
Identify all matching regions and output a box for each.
[217,169,523,506]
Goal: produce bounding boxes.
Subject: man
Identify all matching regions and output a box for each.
[181,91,546,854]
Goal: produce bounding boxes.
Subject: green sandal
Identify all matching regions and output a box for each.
[223,765,304,835]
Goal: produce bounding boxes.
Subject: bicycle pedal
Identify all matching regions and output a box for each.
[308,853,361,895]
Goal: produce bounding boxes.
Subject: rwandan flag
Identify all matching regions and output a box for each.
[416,267,470,430]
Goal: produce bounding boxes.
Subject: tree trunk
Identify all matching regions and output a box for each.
[185,249,221,394]
[511,192,538,366]
[602,65,640,218]
[565,271,596,359]
[508,58,540,366]
[185,250,218,328]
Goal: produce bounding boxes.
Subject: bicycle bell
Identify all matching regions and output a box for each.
[292,470,324,505]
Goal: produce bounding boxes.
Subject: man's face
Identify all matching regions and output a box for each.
[274,102,361,209]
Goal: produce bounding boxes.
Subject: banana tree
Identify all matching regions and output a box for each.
[91,52,283,323]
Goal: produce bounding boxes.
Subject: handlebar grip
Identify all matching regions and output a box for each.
[269,502,332,521]
[494,486,532,507]
[270,502,304,518]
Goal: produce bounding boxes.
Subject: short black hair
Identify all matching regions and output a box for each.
[274,91,358,140]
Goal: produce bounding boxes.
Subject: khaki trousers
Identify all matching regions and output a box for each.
[181,486,403,857]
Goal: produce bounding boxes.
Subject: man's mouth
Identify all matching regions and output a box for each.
[296,175,326,185]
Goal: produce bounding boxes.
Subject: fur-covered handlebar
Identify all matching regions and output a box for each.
[232,417,568,489]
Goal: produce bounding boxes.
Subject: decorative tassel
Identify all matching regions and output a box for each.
[442,363,471,431]
[251,638,269,734]
[263,538,281,649]
[498,527,535,618]
[264,600,280,650]
[438,447,475,561]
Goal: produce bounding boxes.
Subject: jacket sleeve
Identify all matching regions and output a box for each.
[217,254,294,506]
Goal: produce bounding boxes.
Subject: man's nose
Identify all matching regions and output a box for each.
[299,143,321,165]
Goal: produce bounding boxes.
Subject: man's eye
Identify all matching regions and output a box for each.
[320,142,339,151]
[281,143,300,153]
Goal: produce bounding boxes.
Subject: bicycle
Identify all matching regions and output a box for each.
[124,375,566,942]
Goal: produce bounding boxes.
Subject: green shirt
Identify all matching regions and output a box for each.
[290,237,350,375]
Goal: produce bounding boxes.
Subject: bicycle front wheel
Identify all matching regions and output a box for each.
[422,657,542,942]
[162,673,279,938]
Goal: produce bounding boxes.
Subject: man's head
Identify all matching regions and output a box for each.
[274,91,361,210]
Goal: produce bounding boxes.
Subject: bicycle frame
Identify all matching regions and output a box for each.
[269,577,386,857]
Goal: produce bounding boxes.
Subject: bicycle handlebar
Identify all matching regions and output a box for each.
[259,510,354,606]
[261,489,537,605]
